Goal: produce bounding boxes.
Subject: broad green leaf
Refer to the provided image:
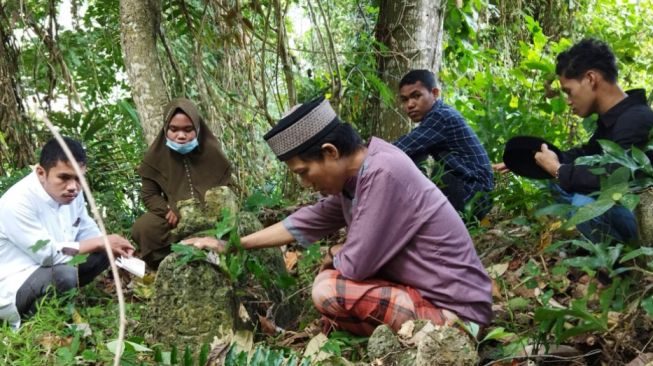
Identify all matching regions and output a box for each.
[619,193,640,211]
[481,327,515,342]
[106,340,152,354]
[550,97,566,113]
[534,203,573,218]
[563,199,614,229]
[30,239,50,253]
[606,167,631,187]
[631,146,650,167]
[68,254,89,266]
[598,139,625,158]
[643,296,653,318]
[620,247,653,262]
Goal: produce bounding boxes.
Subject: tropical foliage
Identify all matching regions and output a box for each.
[1,0,653,364]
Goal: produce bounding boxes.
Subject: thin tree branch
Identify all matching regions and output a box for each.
[40,115,126,366]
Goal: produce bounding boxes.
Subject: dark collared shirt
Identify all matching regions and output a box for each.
[394,99,494,203]
[559,89,653,194]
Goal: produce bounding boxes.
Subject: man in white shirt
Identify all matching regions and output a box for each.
[0,137,134,328]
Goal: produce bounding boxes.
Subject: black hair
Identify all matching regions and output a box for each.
[555,38,618,83]
[399,69,439,90]
[297,123,364,161]
[39,137,87,171]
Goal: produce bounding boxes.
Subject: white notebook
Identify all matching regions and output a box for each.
[116,256,146,278]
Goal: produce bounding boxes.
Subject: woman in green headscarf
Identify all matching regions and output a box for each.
[132,98,232,269]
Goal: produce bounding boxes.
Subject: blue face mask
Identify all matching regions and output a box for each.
[166,137,199,154]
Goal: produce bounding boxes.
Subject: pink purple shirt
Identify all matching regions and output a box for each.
[283,137,493,325]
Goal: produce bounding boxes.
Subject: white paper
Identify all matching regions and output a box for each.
[116,256,146,278]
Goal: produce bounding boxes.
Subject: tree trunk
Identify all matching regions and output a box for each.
[373,0,446,140]
[0,6,35,174]
[119,0,168,145]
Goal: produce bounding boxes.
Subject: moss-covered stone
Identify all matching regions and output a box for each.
[367,321,478,366]
[368,324,416,365]
[140,253,236,348]
[171,186,240,239]
[142,188,299,349]
[415,325,478,366]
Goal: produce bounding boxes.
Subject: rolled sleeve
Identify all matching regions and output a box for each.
[283,196,347,247]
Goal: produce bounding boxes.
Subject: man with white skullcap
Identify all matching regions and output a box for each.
[184,96,492,336]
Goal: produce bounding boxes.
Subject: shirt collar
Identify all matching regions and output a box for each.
[29,171,61,209]
[600,89,647,127]
[423,99,443,121]
[341,140,376,199]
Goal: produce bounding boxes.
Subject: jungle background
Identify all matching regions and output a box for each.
[2,0,653,364]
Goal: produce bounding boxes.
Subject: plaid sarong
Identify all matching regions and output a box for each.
[312,269,453,336]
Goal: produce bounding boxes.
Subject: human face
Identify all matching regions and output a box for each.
[286,149,344,196]
[36,160,86,205]
[399,81,439,122]
[166,113,197,144]
[559,73,597,118]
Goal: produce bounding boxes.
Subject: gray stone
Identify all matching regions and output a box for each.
[367,321,478,366]
[415,325,478,366]
[367,325,416,365]
[141,188,299,349]
[170,186,240,239]
[140,253,236,348]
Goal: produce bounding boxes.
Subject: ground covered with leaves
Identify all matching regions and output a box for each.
[2,204,653,366]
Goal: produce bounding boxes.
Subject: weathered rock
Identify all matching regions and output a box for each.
[415,324,478,366]
[141,188,299,349]
[140,253,236,348]
[238,211,264,236]
[171,186,240,239]
[367,321,478,366]
[368,324,416,365]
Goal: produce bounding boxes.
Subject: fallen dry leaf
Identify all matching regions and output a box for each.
[487,262,509,278]
[625,353,653,366]
[258,314,279,336]
[491,279,503,299]
[238,303,251,322]
[38,333,72,350]
[284,251,299,271]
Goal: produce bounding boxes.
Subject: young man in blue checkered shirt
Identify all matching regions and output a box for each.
[394,70,494,220]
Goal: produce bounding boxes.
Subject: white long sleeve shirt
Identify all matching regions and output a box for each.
[0,171,100,328]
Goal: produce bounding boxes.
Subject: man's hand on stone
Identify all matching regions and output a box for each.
[181,237,226,252]
[534,143,561,178]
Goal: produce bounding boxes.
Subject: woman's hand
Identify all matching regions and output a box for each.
[165,209,179,228]
[180,236,226,252]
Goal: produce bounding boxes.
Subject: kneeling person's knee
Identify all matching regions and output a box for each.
[311,270,341,313]
[52,265,78,292]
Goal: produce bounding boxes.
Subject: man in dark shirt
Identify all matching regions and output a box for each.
[394,70,494,220]
[494,38,653,243]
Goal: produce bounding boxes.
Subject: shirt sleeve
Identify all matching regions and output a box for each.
[334,169,426,281]
[141,177,169,216]
[394,118,447,161]
[0,199,77,266]
[559,110,653,194]
[283,195,347,247]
